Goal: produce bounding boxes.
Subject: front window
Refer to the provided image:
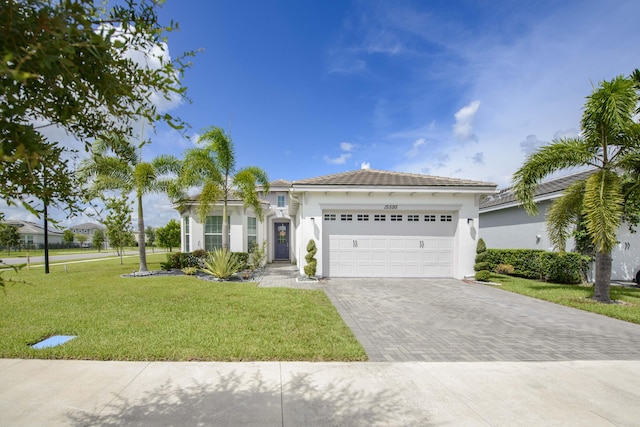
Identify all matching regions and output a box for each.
[184,216,190,252]
[204,216,222,251]
[277,195,286,208]
[247,217,257,252]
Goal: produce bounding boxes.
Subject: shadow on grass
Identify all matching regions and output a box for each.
[66,369,425,426]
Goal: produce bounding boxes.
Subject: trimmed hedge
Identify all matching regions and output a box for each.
[485,249,588,284]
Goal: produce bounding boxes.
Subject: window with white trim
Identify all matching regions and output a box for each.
[204,216,229,250]
[247,217,257,252]
[277,195,286,208]
[184,216,190,252]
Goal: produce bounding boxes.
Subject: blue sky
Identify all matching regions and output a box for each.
[4,0,640,228]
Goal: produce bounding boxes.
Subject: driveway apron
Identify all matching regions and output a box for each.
[322,278,640,362]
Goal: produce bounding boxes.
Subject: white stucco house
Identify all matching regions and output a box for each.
[179,169,497,279]
[69,222,106,247]
[479,169,640,282]
[1,220,64,248]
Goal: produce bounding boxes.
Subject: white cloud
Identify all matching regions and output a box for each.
[471,152,484,165]
[406,138,426,158]
[360,162,371,169]
[324,153,352,165]
[453,101,480,141]
[520,135,546,155]
[340,142,357,152]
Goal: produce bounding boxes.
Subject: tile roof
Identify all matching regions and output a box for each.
[480,169,595,210]
[292,169,496,188]
[269,179,292,187]
[70,222,104,230]
[2,220,64,235]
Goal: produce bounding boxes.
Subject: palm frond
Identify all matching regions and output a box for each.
[546,180,585,251]
[512,138,596,215]
[582,170,624,253]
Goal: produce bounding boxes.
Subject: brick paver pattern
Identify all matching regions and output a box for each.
[256,264,640,362]
[322,278,640,362]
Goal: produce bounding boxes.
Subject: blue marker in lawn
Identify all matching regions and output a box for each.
[31,335,77,349]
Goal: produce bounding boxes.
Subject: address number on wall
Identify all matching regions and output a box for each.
[383,205,398,209]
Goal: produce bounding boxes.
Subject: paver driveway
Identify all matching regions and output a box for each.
[322,278,640,362]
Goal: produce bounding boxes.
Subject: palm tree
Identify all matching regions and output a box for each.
[177,126,269,250]
[80,135,181,272]
[513,75,640,303]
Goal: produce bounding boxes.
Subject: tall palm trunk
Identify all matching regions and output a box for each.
[137,193,148,272]
[593,250,612,303]
[222,192,229,251]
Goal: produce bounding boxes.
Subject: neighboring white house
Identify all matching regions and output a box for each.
[69,222,106,247]
[1,220,64,248]
[178,169,497,279]
[479,169,640,281]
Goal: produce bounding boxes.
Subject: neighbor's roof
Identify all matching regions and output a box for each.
[70,222,104,230]
[480,169,595,211]
[292,169,497,188]
[269,179,292,188]
[2,220,64,236]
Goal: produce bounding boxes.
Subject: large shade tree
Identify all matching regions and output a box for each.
[513,74,640,303]
[177,127,269,250]
[0,0,193,215]
[79,135,181,272]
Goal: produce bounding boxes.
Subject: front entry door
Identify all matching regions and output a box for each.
[274,222,289,260]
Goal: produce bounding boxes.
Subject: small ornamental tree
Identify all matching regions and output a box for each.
[145,226,156,252]
[102,196,133,263]
[156,219,181,252]
[474,238,491,282]
[304,239,317,277]
[92,229,105,252]
[76,234,88,247]
[0,224,20,255]
[63,229,75,247]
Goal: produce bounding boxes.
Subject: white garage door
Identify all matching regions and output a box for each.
[323,211,456,278]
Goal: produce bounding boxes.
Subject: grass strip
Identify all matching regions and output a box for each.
[491,274,640,324]
[0,254,366,361]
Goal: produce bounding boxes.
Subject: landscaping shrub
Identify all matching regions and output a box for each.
[304,239,317,277]
[249,240,267,270]
[495,263,515,275]
[485,249,588,284]
[233,252,249,270]
[191,249,207,258]
[475,270,492,282]
[200,249,243,280]
[474,238,491,280]
[181,267,198,276]
[160,251,207,270]
[474,261,491,272]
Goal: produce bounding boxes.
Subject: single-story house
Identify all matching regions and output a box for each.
[1,219,64,249]
[479,169,640,281]
[179,169,497,279]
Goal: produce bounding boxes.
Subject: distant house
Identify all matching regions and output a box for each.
[178,169,497,279]
[1,220,64,249]
[479,169,640,281]
[69,222,106,248]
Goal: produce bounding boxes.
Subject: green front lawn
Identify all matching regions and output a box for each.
[0,254,366,361]
[490,274,640,324]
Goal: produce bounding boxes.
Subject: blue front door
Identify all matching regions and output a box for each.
[274,222,289,260]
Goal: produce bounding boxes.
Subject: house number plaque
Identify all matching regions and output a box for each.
[383,205,398,209]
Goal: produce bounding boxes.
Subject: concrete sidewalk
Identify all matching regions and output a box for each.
[2,359,640,426]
